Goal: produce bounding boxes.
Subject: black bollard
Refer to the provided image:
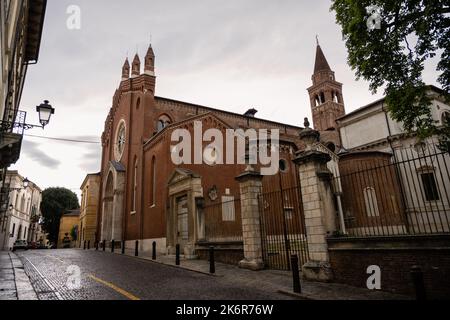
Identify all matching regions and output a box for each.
[83,240,86,250]
[411,265,426,300]
[135,240,139,257]
[95,241,98,251]
[122,240,125,254]
[291,255,301,294]
[152,241,156,260]
[209,246,215,274]
[102,240,106,251]
[175,244,180,266]
[111,240,115,253]
[87,240,90,250]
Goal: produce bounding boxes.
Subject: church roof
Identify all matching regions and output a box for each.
[154,96,303,130]
[314,45,331,73]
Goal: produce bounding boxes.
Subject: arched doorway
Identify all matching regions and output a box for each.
[101,173,114,241]
[101,161,125,242]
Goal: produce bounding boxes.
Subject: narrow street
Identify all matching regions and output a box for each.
[14,249,294,300]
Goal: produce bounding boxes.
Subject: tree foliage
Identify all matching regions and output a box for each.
[331,0,450,150]
[40,187,79,243]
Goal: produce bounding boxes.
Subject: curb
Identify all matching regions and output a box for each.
[9,252,38,300]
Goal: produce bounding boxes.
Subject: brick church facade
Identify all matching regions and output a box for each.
[97,42,345,256]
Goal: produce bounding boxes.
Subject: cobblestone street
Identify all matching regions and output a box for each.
[0,248,410,300]
[11,249,297,300]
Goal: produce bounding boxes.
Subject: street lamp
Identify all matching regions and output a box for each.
[0,100,55,132]
[22,178,29,189]
[7,178,30,191]
[36,100,55,128]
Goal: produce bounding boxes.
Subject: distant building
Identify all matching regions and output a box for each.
[57,210,80,249]
[0,171,42,250]
[335,86,450,236]
[78,173,100,247]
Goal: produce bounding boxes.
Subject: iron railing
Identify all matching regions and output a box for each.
[259,186,309,270]
[334,142,450,237]
[203,197,243,242]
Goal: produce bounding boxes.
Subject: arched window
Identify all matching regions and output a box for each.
[136,97,141,110]
[20,195,25,213]
[363,187,380,217]
[320,92,326,104]
[156,115,172,133]
[132,158,138,213]
[441,111,450,125]
[326,142,336,153]
[314,95,320,107]
[150,156,156,206]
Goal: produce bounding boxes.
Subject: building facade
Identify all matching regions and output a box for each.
[57,209,79,249]
[335,88,450,236]
[77,173,100,247]
[0,0,47,244]
[0,170,42,250]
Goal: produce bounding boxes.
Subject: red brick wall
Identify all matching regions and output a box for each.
[327,236,450,299]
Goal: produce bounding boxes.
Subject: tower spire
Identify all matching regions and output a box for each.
[314,42,331,73]
[131,53,141,78]
[144,42,155,76]
[121,58,130,81]
[307,41,345,150]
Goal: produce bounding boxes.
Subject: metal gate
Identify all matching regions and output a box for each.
[259,185,309,270]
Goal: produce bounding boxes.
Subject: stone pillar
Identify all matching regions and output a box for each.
[236,170,264,271]
[293,118,337,281]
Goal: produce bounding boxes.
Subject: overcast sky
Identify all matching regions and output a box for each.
[12,0,441,201]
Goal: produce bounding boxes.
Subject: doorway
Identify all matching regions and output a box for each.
[176,195,188,249]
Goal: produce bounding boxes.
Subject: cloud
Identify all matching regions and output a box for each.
[78,143,102,173]
[21,140,61,169]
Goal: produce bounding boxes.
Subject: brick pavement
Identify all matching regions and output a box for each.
[0,251,37,300]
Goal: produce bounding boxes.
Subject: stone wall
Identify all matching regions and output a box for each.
[327,235,450,299]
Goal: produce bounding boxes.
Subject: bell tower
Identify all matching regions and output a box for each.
[307,39,345,150]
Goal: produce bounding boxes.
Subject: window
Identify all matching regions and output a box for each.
[363,187,380,217]
[156,115,172,132]
[11,223,15,236]
[150,156,156,206]
[132,159,138,213]
[20,195,25,212]
[420,173,439,201]
[442,111,450,125]
[326,142,336,153]
[221,196,235,222]
[279,159,288,173]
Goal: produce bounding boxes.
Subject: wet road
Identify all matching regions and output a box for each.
[16,249,291,300]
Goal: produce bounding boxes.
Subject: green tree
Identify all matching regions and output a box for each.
[331,0,450,151]
[40,187,79,243]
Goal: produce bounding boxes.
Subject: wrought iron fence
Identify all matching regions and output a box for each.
[334,142,450,237]
[203,197,243,242]
[259,186,309,270]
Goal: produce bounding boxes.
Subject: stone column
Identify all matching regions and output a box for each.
[236,170,264,271]
[293,119,337,281]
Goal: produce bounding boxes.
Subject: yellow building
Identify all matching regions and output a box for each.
[77,173,101,248]
[57,210,80,248]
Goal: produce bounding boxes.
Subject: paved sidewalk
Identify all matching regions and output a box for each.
[0,251,38,300]
[98,247,411,300]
